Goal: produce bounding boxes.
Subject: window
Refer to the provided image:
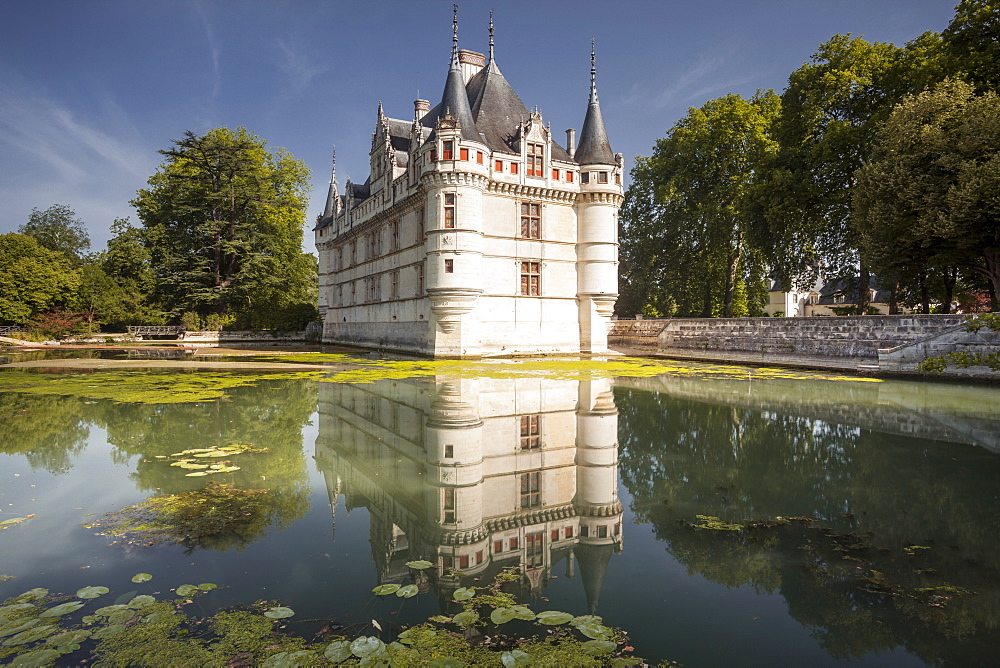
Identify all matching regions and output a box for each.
[417,264,424,296]
[598,525,608,538]
[417,208,425,239]
[476,550,483,564]
[519,414,540,450]
[351,281,356,304]
[615,173,621,185]
[495,159,503,172]
[565,526,573,539]
[444,193,456,228]
[477,151,484,164]
[581,172,590,184]
[460,147,469,161]
[391,270,399,299]
[552,168,559,180]
[444,259,454,273]
[526,532,544,565]
[337,284,343,306]
[551,529,559,541]
[349,241,356,266]
[509,537,518,550]
[494,540,503,553]
[390,221,399,252]
[599,171,608,184]
[520,203,540,239]
[442,555,452,568]
[443,488,455,524]
[520,261,540,296]
[566,171,574,183]
[580,524,589,537]
[335,247,342,271]
[459,555,469,569]
[510,162,518,175]
[442,141,453,160]
[444,444,453,458]
[431,149,438,162]
[527,142,544,177]
[520,471,540,508]
[368,276,380,302]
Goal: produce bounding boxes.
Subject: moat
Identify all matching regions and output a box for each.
[1,351,998,665]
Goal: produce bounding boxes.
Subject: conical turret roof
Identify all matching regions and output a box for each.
[574,42,615,165]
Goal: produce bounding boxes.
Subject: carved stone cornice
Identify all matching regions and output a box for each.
[486,181,577,204]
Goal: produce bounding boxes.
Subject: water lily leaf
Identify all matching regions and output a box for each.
[583,639,617,655]
[372,584,400,596]
[262,650,318,667]
[15,588,48,602]
[0,619,39,638]
[351,636,385,657]
[490,607,516,625]
[405,560,433,570]
[576,621,613,640]
[9,648,63,666]
[197,583,218,591]
[428,615,452,624]
[0,604,36,620]
[193,451,231,458]
[535,610,574,625]
[510,605,535,621]
[175,585,198,597]
[128,595,156,608]
[396,584,419,598]
[46,629,91,647]
[4,624,56,646]
[170,449,215,456]
[131,573,153,584]
[184,471,211,477]
[39,601,84,618]
[428,658,465,668]
[501,649,532,667]
[324,640,353,662]
[570,614,603,627]
[76,586,109,599]
[94,604,128,616]
[263,606,295,619]
[452,587,475,601]
[113,590,137,605]
[452,610,479,627]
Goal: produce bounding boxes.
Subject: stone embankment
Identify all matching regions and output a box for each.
[607,315,997,377]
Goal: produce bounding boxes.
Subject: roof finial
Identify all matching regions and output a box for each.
[330,146,337,184]
[451,4,459,67]
[590,36,598,104]
[488,10,495,63]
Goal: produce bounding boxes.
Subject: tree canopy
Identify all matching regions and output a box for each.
[0,233,81,325]
[132,127,315,328]
[18,204,91,265]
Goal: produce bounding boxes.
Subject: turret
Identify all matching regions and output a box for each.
[574,40,622,353]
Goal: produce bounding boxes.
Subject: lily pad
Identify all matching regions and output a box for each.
[94,604,129,616]
[509,605,535,621]
[324,640,353,662]
[175,585,198,597]
[197,583,218,591]
[76,586,110,599]
[263,606,295,619]
[128,595,157,608]
[0,518,28,526]
[351,636,385,657]
[0,619,39,638]
[262,650,318,667]
[15,589,48,602]
[396,584,419,598]
[452,587,475,601]
[131,573,153,583]
[405,560,433,570]
[39,601,84,618]
[9,648,63,666]
[583,639,617,656]
[372,584,400,596]
[575,621,614,640]
[490,607,516,625]
[4,624,57,646]
[501,649,532,667]
[46,629,92,647]
[535,610,574,625]
[452,610,479,627]
[427,658,465,668]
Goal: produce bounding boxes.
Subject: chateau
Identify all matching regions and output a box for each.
[314,12,623,357]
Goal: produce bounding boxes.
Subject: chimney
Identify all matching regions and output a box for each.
[414,99,430,121]
[458,49,486,84]
[566,129,576,158]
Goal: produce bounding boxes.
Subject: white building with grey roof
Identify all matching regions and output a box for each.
[314,10,622,357]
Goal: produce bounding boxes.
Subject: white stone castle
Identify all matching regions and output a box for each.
[314,10,623,357]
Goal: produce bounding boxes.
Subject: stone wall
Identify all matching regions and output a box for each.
[609,315,966,369]
[879,325,1000,378]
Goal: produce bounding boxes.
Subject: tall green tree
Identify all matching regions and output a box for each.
[620,92,779,318]
[755,35,906,314]
[854,79,1000,309]
[0,233,81,324]
[941,0,1000,93]
[18,204,91,265]
[132,127,313,326]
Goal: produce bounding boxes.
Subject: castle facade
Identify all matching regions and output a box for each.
[314,13,622,357]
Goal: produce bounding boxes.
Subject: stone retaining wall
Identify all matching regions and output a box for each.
[879,325,1000,378]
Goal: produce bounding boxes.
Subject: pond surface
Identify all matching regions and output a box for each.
[1,355,999,665]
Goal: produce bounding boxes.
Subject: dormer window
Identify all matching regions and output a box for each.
[460,148,469,161]
[598,171,608,183]
[442,141,453,160]
[527,142,544,177]
[566,171,574,183]
[581,172,590,184]
[511,162,519,175]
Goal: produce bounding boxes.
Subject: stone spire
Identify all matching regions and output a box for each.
[573,38,615,165]
[322,147,340,218]
[438,4,480,141]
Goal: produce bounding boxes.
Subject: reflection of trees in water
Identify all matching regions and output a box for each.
[93,378,318,549]
[616,386,1000,664]
[0,393,89,473]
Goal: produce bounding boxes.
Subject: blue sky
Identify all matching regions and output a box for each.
[0,0,958,253]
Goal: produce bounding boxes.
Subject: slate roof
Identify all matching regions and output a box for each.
[817,276,892,305]
[466,59,528,152]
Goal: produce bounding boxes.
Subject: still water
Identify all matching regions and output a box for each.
[1,359,998,665]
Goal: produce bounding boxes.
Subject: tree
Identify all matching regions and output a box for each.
[854,79,1000,309]
[620,92,778,317]
[131,127,313,326]
[755,35,906,314]
[941,0,1000,93]
[0,233,81,324]
[18,204,91,264]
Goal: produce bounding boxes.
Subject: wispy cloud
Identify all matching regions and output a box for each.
[276,37,328,97]
[191,0,222,110]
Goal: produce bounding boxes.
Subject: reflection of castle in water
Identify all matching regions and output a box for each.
[314,377,622,612]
